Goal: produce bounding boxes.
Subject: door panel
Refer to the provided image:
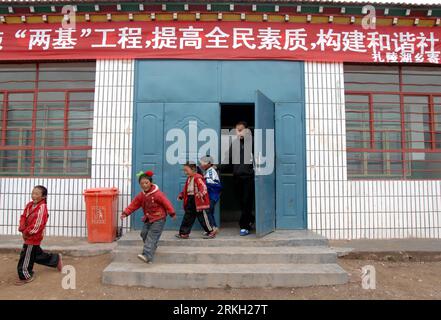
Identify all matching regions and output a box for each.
[163,103,221,230]
[132,103,164,230]
[275,103,306,229]
[254,91,276,237]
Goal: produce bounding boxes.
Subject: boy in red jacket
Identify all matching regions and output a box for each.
[16,185,63,285]
[176,162,216,239]
[121,170,176,263]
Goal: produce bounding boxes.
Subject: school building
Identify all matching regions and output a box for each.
[0,0,441,240]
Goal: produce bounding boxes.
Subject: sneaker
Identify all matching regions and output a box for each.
[175,233,190,239]
[137,254,151,264]
[203,226,218,236]
[203,231,216,239]
[240,229,250,236]
[57,254,63,272]
[15,276,35,286]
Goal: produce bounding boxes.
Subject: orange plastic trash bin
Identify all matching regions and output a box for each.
[83,188,119,243]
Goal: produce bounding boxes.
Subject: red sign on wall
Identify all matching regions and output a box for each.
[0,21,440,64]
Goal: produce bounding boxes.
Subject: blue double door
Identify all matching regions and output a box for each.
[132,93,305,236]
[132,61,306,235]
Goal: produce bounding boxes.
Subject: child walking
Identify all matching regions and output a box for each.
[176,162,216,239]
[200,155,222,234]
[121,170,176,263]
[16,185,63,285]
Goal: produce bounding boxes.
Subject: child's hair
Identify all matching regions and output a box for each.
[236,121,248,128]
[34,185,48,198]
[200,155,214,166]
[184,161,197,172]
[138,170,154,183]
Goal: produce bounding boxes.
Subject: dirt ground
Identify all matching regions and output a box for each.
[1,253,440,300]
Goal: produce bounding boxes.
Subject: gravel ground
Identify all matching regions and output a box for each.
[1,253,440,300]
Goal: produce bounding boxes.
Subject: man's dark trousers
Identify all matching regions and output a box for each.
[234,175,254,230]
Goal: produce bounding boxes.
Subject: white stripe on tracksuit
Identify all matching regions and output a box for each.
[22,245,33,279]
[29,206,44,235]
[202,210,213,232]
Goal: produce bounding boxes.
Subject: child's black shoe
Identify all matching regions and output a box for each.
[203,231,216,239]
[15,276,35,286]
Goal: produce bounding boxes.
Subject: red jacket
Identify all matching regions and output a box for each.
[124,184,176,223]
[179,173,210,211]
[18,200,48,245]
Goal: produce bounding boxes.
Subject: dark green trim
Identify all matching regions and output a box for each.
[256,4,276,13]
[211,4,230,12]
[77,4,96,12]
[121,4,140,12]
[33,6,52,13]
[344,7,363,15]
[164,3,185,11]
[299,5,320,14]
[431,9,441,17]
[388,8,409,16]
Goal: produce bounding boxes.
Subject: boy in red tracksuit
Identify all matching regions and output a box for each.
[16,185,63,285]
[121,170,176,263]
[176,162,216,239]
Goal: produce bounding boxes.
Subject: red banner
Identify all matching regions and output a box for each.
[0,21,440,64]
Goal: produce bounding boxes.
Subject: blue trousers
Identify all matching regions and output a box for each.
[207,199,218,228]
[140,218,166,261]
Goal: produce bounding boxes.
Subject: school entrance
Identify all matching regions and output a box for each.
[131,60,307,235]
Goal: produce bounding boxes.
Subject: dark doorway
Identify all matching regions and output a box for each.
[219,104,254,224]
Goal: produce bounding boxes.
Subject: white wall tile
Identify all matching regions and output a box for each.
[305,61,441,239]
[0,59,134,237]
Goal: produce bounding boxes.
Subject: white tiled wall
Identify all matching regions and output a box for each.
[3,59,440,240]
[305,61,441,239]
[0,59,134,237]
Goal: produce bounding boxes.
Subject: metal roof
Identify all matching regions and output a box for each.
[0,0,440,6]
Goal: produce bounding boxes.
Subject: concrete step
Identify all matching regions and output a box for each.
[112,245,337,264]
[102,262,348,289]
[119,230,328,247]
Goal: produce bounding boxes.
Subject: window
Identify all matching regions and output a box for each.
[345,64,441,179]
[0,62,95,177]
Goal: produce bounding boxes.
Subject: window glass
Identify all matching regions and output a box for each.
[344,64,399,92]
[345,64,441,180]
[0,62,95,177]
[0,64,36,90]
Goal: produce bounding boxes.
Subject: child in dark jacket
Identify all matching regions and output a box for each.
[200,155,222,234]
[16,186,63,285]
[176,162,216,239]
[121,170,176,263]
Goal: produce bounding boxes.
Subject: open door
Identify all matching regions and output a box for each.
[254,91,276,237]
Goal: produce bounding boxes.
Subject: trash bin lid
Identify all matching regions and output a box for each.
[83,187,119,196]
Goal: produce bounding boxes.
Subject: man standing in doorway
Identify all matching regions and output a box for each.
[225,121,255,236]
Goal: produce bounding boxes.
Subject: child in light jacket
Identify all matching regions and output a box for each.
[200,155,222,234]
